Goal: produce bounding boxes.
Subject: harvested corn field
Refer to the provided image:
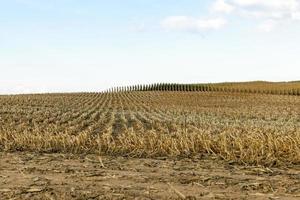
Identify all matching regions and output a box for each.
[1,90,300,165]
[0,88,300,199]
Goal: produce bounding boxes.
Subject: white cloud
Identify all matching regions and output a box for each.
[230,0,299,18]
[292,11,300,19]
[161,16,227,32]
[233,0,300,20]
[257,20,277,32]
[212,0,235,14]
[232,0,299,10]
[130,22,147,32]
[160,1,300,34]
[211,0,300,31]
[239,9,288,19]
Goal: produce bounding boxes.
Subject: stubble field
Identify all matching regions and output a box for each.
[0,87,300,199]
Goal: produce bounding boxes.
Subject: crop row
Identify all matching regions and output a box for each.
[0,91,299,165]
[106,82,300,96]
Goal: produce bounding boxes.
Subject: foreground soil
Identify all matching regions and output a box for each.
[0,152,299,200]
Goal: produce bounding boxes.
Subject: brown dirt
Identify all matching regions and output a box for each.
[0,152,299,200]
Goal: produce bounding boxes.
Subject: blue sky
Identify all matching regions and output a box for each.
[1,0,300,94]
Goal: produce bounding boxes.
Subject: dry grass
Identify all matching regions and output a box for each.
[0,89,300,166]
[1,129,299,166]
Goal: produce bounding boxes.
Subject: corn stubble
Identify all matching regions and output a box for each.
[0,86,300,166]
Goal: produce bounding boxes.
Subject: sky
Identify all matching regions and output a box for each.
[1,0,300,94]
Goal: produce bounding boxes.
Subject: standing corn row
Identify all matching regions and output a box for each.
[105,83,300,96]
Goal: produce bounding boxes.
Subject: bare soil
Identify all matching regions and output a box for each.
[0,152,299,200]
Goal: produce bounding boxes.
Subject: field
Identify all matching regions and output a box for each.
[0,82,300,199]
